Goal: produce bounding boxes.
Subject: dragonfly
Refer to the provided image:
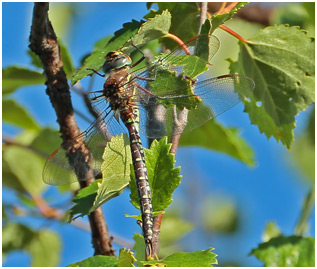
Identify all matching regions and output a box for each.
[43,34,255,258]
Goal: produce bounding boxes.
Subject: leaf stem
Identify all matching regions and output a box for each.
[219,24,249,43]
[165,33,190,55]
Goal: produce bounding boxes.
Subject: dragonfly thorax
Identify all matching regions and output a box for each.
[103,68,136,111]
[102,51,132,73]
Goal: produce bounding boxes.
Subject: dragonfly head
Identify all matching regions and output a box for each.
[102,51,132,73]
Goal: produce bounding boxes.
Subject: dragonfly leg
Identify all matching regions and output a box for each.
[137,84,156,96]
[87,68,105,77]
[130,43,146,68]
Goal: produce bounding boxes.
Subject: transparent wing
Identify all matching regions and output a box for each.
[42,107,126,185]
[139,74,255,138]
[126,34,220,90]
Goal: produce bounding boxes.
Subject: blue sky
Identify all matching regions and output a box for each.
[3,2,314,267]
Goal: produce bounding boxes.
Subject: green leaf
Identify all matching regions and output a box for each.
[68,180,100,221]
[133,233,145,266]
[2,223,61,267]
[262,222,281,242]
[49,3,74,40]
[3,66,45,95]
[71,19,142,85]
[27,50,42,68]
[179,120,255,166]
[145,3,200,50]
[3,99,40,130]
[3,222,34,255]
[27,42,75,77]
[72,10,172,85]
[90,134,131,213]
[160,217,193,244]
[29,128,62,156]
[129,137,182,212]
[93,35,114,50]
[67,255,118,267]
[59,41,75,77]
[272,3,313,29]
[125,9,171,52]
[143,248,218,267]
[3,157,26,193]
[251,236,315,267]
[160,54,208,79]
[210,3,248,33]
[3,146,47,195]
[201,196,239,234]
[231,25,315,149]
[149,69,200,111]
[117,248,136,267]
[29,230,61,267]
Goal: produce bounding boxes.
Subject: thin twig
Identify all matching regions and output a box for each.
[218,2,238,14]
[28,2,114,256]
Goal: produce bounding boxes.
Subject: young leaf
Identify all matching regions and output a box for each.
[90,134,131,213]
[133,233,145,266]
[231,25,315,149]
[210,3,248,33]
[3,99,40,130]
[129,137,182,212]
[145,3,200,50]
[117,248,137,267]
[179,119,255,166]
[262,221,282,242]
[3,66,45,95]
[68,180,100,221]
[250,236,315,267]
[67,255,118,267]
[142,248,218,267]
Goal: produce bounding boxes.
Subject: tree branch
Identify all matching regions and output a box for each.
[28,2,114,256]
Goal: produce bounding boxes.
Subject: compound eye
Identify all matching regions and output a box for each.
[115,56,131,68]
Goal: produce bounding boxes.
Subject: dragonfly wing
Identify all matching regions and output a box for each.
[43,108,124,185]
[43,147,80,185]
[138,74,254,138]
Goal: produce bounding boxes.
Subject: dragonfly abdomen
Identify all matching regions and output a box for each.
[120,105,154,257]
